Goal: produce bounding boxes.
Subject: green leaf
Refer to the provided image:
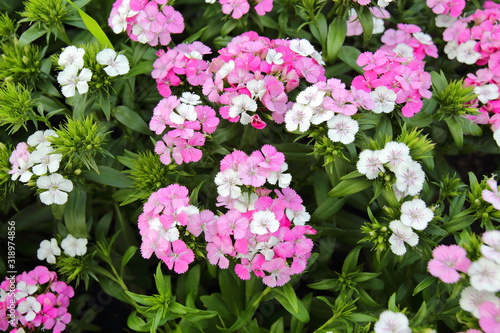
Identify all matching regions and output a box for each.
[121,246,138,269]
[127,311,151,332]
[329,178,372,197]
[63,187,88,238]
[272,285,310,323]
[83,165,134,188]
[311,197,345,222]
[355,5,373,41]
[446,116,463,147]
[431,71,448,92]
[342,246,362,273]
[326,17,347,63]
[221,20,238,36]
[98,90,111,120]
[413,276,436,296]
[269,317,284,333]
[114,106,151,135]
[126,60,154,78]
[338,46,363,74]
[18,24,46,47]
[95,211,113,244]
[182,26,209,44]
[154,263,171,297]
[66,0,112,48]
[125,291,157,306]
[307,279,339,291]
[189,179,207,206]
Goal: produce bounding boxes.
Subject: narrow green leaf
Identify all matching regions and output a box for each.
[114,106,151,135]
[63,187,88,238]
[127,311,150,332]
[338,46,363,74]
[18,24,46,47]
[326,17,347,63]
[413,276,436,296]
[446,116,463,147]
[83,165,134,188]
[311,197,345,222]
[125,60,154,78]
[272,285,310,323]
[121,246,138,269]
[95,211,113,243]
[430,71,448,92]
[270,317,284,333]
[182,26,209,44]
[66,0,112,48]
[342,246,362,273]
[329,178,372,197]
[307,279,339,291]
[355,5,373,41]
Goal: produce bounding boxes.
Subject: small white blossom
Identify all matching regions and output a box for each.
[265,49,284,65]
[218,60,235,79]
[435,14,457,28]
[394,160,425,196]
[58,46,85,69]
[370,86,397,113]
[456,40,482,65]
[37,238,61,264]
[215,169,243,199]
[228,94,258,121]
[247,80,267,100]
[327,114,359,144]
[481,230,500,265]
[267,162,292,188]
[286,206,310,226]
[388,220,419,255]
[17,296,41,322]
[233,191,258,213]
[468,258,500,292]
[27,130,58,147]
[29,145,62,176]
[37,173,73,205]
[180,92,202,105]
[289,39,315,57]
[400,198,433,230]
[380,141,412,171]
[357,149,385,180]
[61,234,88,257]
[170,103,197,125]
[459,286,499,318]
[374,310,411,333]
[15,281,38,300]
[413,32,433,45]
[57,66,92,98]
[285,103,313,132]
[474,84,500,104]
[96,48,130,76]
[250,210,279,235]
[10,157,33,183]
[296,86,325,108]
[393,43,414,59]
[444,40,459,60]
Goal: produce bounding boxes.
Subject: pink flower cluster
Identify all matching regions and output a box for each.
[152,42,212,97]
[426,0,466,17]
[150,93,220,165]
[152,32,326,130]
[217,0,273,19]
[138,145,316,287]
[1,266,73,332]
[427,232,500,333]
[380,24,438,60]
[108,0,184,46]
[444,3,500,128]
[351,47,433,117]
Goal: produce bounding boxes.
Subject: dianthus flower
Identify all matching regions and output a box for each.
[427,244,471,283]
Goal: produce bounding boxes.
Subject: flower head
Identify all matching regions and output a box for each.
[36,173,73,205]
[374,310,412,333]
[96,48,130,76]
[427,244,471,283]
[61,234,88,257]
[37,238,61,264]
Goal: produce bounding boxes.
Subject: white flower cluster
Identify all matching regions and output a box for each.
[388,198,434,255]
[37,234,88,264]
[57,46,130,98]
[356,141,425,197]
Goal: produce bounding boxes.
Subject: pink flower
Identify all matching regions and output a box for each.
[427,244,471,283]
[482,178,500,210]
[478,301,500,333]
[207,235,233,269]
[261,258,293,287]
[220,0,250,19]
[161,240,195,274]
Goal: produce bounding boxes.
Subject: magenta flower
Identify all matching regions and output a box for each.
[427,244,471,283]
[161,240,195,274]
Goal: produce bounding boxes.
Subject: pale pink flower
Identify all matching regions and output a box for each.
[481,230,500,265]
[468,258,500,292]
[261,258,293,287]
[460,286,498,318]
[374,310,411,333]
[482,178,500,210]
[427,244,471,283]
[388,220,419,255]
[478,301,500,333]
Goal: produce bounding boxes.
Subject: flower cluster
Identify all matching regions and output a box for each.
[284,78,373,143]
[138,145,316,287]
[108,0,184,46]
[426,0,466,18]
[151,92,220,165]
[212,0,273,19]
[56,46,130,98]
[8,130,74,205]
[352,46,433,117]
[37,234,88,264]
[152,41,212,98]
[427,231,500,333]
[1,266,74,332]
[380,23,438,60]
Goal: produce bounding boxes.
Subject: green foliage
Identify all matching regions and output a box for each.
[0,81,37,134]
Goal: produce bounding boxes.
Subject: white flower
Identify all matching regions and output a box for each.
[17,296,41,322]
[27,130,58,147]
[247,80,266,100]
[228,94,258,121]
[494,129,500,148]
[413,32,433,45]
[214,169,243,199]
[377,0,395,8]
[388,220,419,255]
[394,160,425,196]
[36,173,73,205]
[456,40,482,65]
[218,60,235,79]
[327,114,359,144]
[356,149,385,180]
[61,234,88,257]
[285,103,313,132]
[185,51,203,60]
[370,86,397,113]
[474,84,499,104]
[37,238,61,264]
[250,210,279,235]
[468,258,500,292]
[170,103,197,125]
[310,51,325,65]
[459,286,499,318]
[289,39,315,57]
[10,157,33,183]
[57,66,92,98]
[444,40,459,60]
[380,141,412,171]
[96,48,130,76]
[400,198,433,230]
[58,46,85,69]
[374,310,411,333]
[267,162,292,188]
[265,49,284,65]
[296,86,325,108]
[29,145,62,176]
[233,191,258,212]
[311,105,334,125]
[15,281,38,300]
[180,92,202,105]
[481,230,500,265]
[393,43,414,59]
[286,206,310,226]
[435,15,457,28]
